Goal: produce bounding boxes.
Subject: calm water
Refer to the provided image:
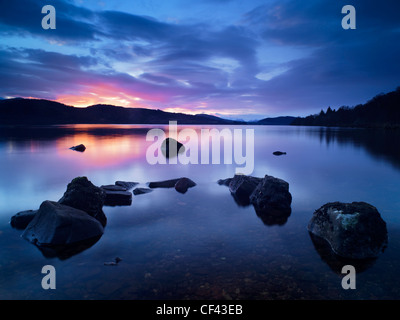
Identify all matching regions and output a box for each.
[1,124,400,300]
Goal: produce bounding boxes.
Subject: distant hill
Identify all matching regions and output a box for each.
[255,116,296,125]
[0,98,243,125]
[291,87,400,128]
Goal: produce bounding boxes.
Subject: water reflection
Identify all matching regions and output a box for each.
[254,207,291,226]
[220,183,292,226]
[306,127,400,170]
[32,235,103,260]
[2,124,400,299]
[308,232,377,274]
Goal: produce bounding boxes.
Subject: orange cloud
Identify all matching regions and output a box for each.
[55,82,158,108]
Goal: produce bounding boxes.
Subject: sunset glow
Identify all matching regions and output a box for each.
[55,83,154,108]
[0,0,399,120]
[56,133,144,167]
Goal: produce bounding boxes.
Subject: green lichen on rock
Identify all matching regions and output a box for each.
[336,212,360,230]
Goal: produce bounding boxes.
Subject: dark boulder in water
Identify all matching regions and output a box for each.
[249,175,292,217]
[58,176,107,227]
[307,202,388,259]
[219,174,292,225]
[161,138,185,158]
[21,200,104,246]
[174,177,196,194]
[228,175,263,206]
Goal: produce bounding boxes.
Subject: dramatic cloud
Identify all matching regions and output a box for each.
[0,0,399,119]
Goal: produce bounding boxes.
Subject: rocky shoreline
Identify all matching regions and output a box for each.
[10,173,388,262]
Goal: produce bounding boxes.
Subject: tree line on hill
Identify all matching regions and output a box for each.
[291,87,400,128]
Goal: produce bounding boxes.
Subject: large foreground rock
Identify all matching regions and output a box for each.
[22,201,104,246]
[307,202,388,259]
[58,177,107,226]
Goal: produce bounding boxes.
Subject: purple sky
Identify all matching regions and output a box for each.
[0,0,399,120]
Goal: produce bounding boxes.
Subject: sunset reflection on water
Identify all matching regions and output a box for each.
[55,132,144,168]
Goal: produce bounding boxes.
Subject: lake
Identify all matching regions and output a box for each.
[1,124,400,300]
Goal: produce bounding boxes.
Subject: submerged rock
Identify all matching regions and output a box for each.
[10,210,37,229]
[101,185,127,192]
[307,202,388,259]
[21,200,104,246]
[104,257,122,266]
[103,190,132,206]
[70,144,86,152]
[148,178,181,188]
[115,181,139,190]
[133,187,153,195]
[148,177,196,194]
[58,176,107,227]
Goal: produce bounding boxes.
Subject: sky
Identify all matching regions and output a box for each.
[0,0,399,121]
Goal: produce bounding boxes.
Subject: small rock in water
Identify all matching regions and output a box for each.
[174,177,196,194]
[161,138,185,158]
[70,144,86,152]
[104,257,122,266]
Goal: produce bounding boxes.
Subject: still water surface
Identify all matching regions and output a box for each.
[1,125,400,300]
